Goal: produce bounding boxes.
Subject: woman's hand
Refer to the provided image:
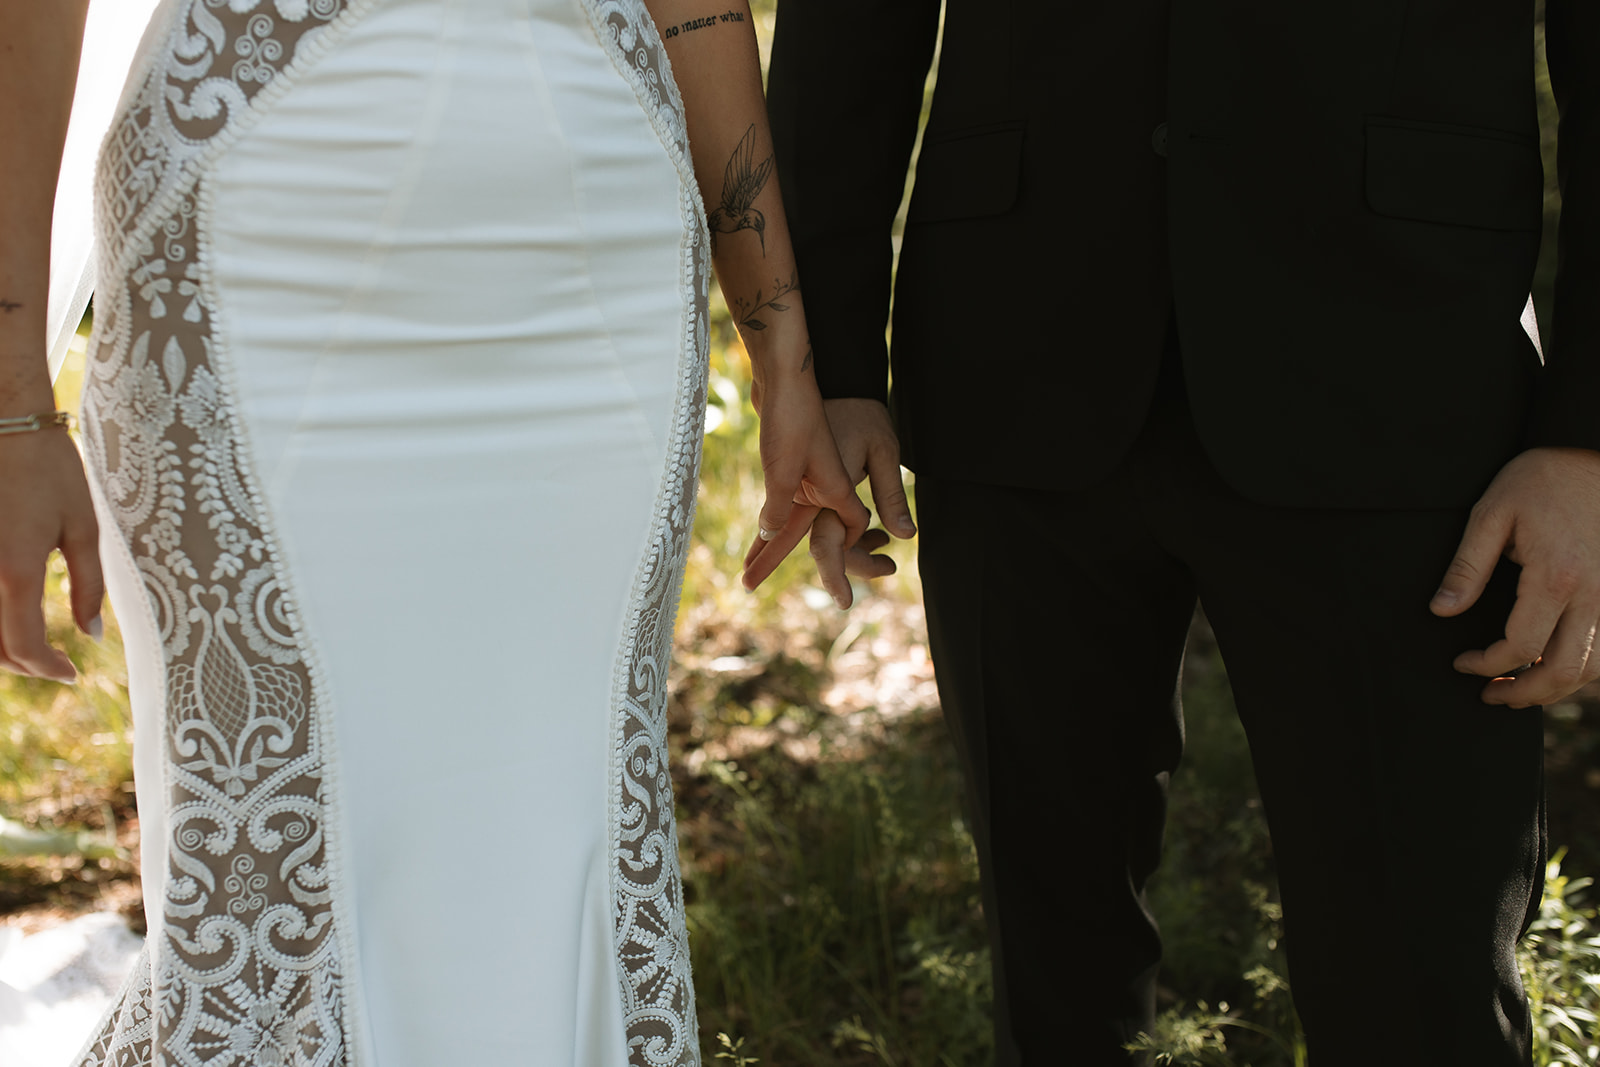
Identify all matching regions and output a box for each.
[0,426,104,682]
[742,366,869,604]
[0,0,101,681]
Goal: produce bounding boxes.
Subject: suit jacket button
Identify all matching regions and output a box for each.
[1152,122,1169,157]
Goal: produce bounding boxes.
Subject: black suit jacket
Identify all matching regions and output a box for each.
[767,0,1600,508]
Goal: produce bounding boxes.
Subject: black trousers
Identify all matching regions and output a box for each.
[915,369,1547,1065]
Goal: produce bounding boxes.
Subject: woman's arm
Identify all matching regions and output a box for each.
[641,0,870,603]
[2,0,89,403]
[0,0,105,682]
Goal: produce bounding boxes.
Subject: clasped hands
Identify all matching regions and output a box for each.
[751,394,1600,710]
[743,395,912,610]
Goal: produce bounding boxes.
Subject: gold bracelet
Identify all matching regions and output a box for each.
[0,411,73,436]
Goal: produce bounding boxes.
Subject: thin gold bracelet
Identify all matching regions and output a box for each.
[0,411,73,436]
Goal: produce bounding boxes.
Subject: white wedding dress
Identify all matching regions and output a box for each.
[67,1,708,1063]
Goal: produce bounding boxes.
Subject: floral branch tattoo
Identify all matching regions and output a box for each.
[709,124,774,255]
[0,299,20,314]
[734,271,800,334]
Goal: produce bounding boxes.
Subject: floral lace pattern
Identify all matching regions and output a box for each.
[76,2,370,1065]
[580,3,709,1065]
[73,1,709,1065]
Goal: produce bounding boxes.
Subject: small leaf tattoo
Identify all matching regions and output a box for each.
[736,272,801,333]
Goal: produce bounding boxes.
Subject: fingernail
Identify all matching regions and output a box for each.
[87,616,104,643]
[1432,589,1458,608]
[898,518,917,536]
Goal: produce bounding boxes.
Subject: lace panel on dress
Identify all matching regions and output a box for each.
[581,3,709,1065]
[74,2,710,1066]
[76,2,367,1065]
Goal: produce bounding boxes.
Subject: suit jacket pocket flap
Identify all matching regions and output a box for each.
[909,124,1025,224]
[1365,117,1542,232]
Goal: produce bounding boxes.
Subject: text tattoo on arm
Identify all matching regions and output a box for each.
[662,8,745,38]
[0,299,19,314]
[710,124,774,255]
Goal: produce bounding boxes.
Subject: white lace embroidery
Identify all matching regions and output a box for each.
[76,2,372,1065]
[580,3,710,1065]
[74,1,710,1066]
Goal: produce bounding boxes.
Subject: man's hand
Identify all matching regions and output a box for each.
[792,397,916,610]
[1431,446,1600,707]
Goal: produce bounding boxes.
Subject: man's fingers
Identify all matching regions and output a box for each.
[789,454,871,549]
[1480,605,1600,708]
[61,516,105,639]
[811,476,870,551]
[865,452,916,539]
[852,528,892,556]
[1454,564,1574,678]
[806,509,852,609]
[843,530,898,581]
[0,568,76,683]
[1431,503,1512,616]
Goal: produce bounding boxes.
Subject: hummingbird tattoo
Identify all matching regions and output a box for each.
[709,124,774,255]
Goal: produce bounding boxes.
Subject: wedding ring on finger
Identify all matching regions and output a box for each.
[758,526,779,542]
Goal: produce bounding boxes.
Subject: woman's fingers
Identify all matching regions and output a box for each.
[756,476,798,543]
[0,563,76,683]
[743,504,819,590]
[0,432,102,680]
[61,509,105,638]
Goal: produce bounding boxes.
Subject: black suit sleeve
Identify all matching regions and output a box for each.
[1531,0,1600,451]
[766,0,942,403]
